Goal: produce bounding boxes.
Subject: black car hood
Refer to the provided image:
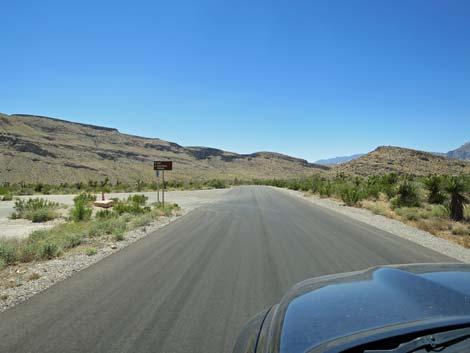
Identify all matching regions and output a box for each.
[266,264,470,353]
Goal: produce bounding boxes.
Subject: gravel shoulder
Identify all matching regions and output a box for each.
[0,210,189,313]
[280,187,470,263]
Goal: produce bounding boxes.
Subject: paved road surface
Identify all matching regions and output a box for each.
[0,186,454,353]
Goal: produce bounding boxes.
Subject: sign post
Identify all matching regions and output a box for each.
[153,161,173,207]
[155,170,160,203]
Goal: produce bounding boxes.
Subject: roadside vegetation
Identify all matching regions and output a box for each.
[252,173,470,248]
[0,194,180,269]
[0,178,231,199]
[10,198,60,223]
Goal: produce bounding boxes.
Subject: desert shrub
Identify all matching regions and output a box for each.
[368,204,388,216]
[340,186,363,206]
[319,181,332,197]
[465,206,470,222]
[423,175,446,204]
[28,273,41,281]
[0,258,5,270]
[86,247,97,256]
[207,179,227,189]
[40,242,59,259]
[2,193,13,201]
[113,224,126,241]
[451,224,470,236]
[31,208,57,223]
[95,209,115,219]
[391,181,420,208]
[18,243,37,262]
[395,207,428,221]
[73,192,96,205]
[70,199,92,222]
[0,240,18,265]
[63,234,82,248]
[128,213,156,229]
[10,198,59,222]
[113,197,151,215]
[127,194,148,206]
[431,205,449,219]
[29,229,49,242]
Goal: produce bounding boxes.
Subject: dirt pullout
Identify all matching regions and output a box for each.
[0,189,229,239]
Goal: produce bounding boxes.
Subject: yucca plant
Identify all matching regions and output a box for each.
[444,176,469,221]
[423,175,445,204]
[391,180,420,208]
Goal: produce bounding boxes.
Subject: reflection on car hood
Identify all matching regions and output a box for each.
[278,264,470,353]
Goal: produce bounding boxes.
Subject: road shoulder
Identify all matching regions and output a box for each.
[277,187,470,263]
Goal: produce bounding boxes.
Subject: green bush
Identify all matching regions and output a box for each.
[340,186,363,206]
[395,207,428,221]
[0,258,6,270]
[391,181,420,208]
[40,242,59,259]
[113,197,150,215]
[95,209,115,219]
[127,194,148,206]
[431,205,449,219]
[0,240,18,265]
[10,198,59,222]
[2,193,13,201]
[86,247,97,256]
[31,208,57,223]
[319,181,332,197]
[423,175,446,204]
[70,199,92,222]
[18,243,37,263]
[207,179,227,189]
[73,192,96,204]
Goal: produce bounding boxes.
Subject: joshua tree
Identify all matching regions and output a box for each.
[136,179,145,192]
[444,176,468,221]
[423,174,445,204]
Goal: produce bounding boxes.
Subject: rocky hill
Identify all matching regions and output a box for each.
[446,142,470,161]
[332,146,470,176]
[0,113,328,184]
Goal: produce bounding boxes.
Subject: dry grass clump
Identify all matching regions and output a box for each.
[0,201,180,269]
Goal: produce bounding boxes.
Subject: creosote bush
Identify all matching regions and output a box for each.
[70,199,92,222]
[10,198,59,223]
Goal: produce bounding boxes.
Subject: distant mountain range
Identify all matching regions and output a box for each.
[316,143,470,166]
[315,154,365,165]
[2,112,470,183]
[0,113,329,184]
[446,142,470,161]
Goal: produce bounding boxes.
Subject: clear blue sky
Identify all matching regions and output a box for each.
[1,0,469,161]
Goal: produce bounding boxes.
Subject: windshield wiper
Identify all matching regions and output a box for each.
[364,327,470,353]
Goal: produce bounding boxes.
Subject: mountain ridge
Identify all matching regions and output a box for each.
[332,145,470,176]
[0,113,328,183]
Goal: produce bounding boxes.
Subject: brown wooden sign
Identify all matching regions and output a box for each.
[154,161,173,170]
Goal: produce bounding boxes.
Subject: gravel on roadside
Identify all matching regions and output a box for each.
[281,188,470,264]
[0,210,188,313]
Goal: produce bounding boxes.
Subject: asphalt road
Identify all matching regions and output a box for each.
[0,186,454,353]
